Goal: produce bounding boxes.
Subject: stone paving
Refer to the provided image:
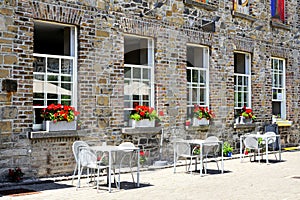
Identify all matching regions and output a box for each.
[0,151,300,200]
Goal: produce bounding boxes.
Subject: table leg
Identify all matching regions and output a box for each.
[266,138,269,164]
[137,149,140,187]
[108,151,112,192]
[221,142,224,173]
[200,144,203,176]
[240,137,243,162]
[278,135,281,161]
[173,143,176,173]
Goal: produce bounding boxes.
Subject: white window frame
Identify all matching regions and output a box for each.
[271,57,286,119]
[234,51,251,112]
[123,35,154,125]
[186,44,210,119]
[33,21,77,130]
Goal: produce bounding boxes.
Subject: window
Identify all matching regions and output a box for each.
[234,52,251,116]
[186,45,209,119]
[271,0,285,23]
[272,57,286,119]
[123,35,154,126]
[33,21,77,130]
[233,0,249,15]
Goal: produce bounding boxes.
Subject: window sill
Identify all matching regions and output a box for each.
[270,21,291,31]
[233,123,256,129]
[232,11,257,22]
[185,125,209,131]
[29,130,80,139]
[184,0,218,11]
[121,127,162,135]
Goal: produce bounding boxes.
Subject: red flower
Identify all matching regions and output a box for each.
[140,151,145,156]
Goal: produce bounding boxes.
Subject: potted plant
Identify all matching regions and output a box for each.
[223,142,233,157]
[193,105,215,126]
[41,104,80,131]
[8,167,24,182]
[236,106,256,124]
[129,105,160,127]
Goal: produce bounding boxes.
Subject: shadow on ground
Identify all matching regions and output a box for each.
[0,181,74,197]
[97,181,153,191]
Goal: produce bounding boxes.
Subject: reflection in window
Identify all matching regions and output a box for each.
[186,45,209,119]
[234,52,251,117]
[33,21,77,130]
[233,0,249,15]
[123,35,154,126]
[272,57,286,119]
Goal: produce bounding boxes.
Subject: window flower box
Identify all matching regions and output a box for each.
[40,104,80,131]
[43,120,77,131]
[129,119,155,128]
[192,118,209,126]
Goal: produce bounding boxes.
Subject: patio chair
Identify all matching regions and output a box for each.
[72,141,89,185]
[77,146,108,192]
[175,140,199,174]
[202,136,220,174]
[263,131,278,160]
[115,142,137,190]
[243,136,262,163]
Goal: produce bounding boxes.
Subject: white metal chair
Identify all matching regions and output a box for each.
[77,146,108,192]
[202,136,220,174]
[175,140,199,174]
[263,131,278,160]
[243,136,262,162]
[115,142,136,190]
[72,141,89,185]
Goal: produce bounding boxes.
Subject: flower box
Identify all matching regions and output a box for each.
[192,118,209,126]
[43,121,77,132]
[129,119,155,128]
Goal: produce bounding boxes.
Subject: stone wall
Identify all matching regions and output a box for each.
[0,0,300,181]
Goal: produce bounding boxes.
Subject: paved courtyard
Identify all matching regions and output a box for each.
[0,151,300,200]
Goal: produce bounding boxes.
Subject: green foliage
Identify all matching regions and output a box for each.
[223,142,233,156]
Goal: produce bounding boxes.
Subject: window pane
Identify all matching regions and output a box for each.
[33,57,46,72]
[124,67,131,78]
[192,69,198,83]
[133,68,141,79]
[62,59,72,74]
[47,58,59,73]
[143,68,150,79]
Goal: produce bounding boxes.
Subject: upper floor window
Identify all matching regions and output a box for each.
[234,52,251,117]
[233,0,249,15]
[123,35,154,126]
[186,45,209,119]
[33,21,77,130]
[271,0,285,23]
[272,57,286,119]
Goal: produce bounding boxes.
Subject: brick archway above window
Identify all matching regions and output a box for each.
[30,1,86,25]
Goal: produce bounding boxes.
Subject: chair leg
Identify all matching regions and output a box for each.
[71,164,78,185]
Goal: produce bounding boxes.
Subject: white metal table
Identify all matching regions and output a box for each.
[90,145,140,192]
[240,133,281,164]
[173,139,224,176]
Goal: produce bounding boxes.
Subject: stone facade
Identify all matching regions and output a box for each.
[0,0,300,181]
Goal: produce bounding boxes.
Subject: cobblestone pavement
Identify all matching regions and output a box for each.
[1,151,300,200]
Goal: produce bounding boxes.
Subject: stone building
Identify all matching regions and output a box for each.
[0,0,300,180]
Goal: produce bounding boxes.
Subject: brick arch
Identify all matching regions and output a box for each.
[30,1,86,25]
